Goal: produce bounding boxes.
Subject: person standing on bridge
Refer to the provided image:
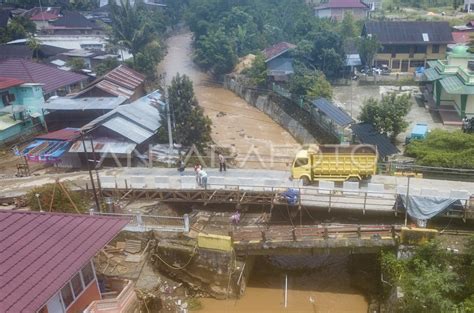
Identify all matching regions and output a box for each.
[198,169,208,189]
[218,153,226,172]
[194,163,202,185]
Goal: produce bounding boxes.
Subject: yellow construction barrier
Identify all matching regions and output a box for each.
[400,227,438,245]
[197,233,233,252]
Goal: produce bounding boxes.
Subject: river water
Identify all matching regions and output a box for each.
[158,33,370,312]
[157,33,300,170]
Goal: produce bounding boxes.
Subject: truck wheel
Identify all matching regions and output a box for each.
[302,177,311,186]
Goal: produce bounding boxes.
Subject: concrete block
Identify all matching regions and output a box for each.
[100,176,116,189]
[367,183,385,198]
[450,190,470,200]
[197,233,233,252]
[319,181,335,194]
[343,181,359,196]
[129,176,147,189]
[396,185,407,195]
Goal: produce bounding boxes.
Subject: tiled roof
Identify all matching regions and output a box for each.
[0,211,128,313]
[0,77,25,90]
[51,11,101,29]
[363,21,454,44]
[262,42,296,62]
[0,59,88,94]
[315,0,370,9]
[351,123,400,159]
[35,127,81,141]
[76,65,145,99]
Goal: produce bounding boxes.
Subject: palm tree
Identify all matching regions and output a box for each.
[109,0,153,64]
[27,36,41,60]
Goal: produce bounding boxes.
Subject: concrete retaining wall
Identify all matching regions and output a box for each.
[224,76,318,145]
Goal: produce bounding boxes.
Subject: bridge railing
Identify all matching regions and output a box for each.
[90,211,189,233]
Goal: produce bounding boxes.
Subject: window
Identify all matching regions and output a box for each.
[61,284,74,308]
[294,158,309,168]
[391,59,400,69]
[81,262,95,286]
[71,273,84,297]
[410,60,425,68]
[414,45,427,54]
[432,44,440,53]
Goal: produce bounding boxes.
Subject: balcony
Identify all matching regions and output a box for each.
[84,279,137,313]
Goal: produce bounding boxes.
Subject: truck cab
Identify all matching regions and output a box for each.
[291,149,312,184]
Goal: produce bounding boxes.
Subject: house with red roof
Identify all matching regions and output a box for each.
[314,0,370,21]
[262,42,297,82]
[0,77,46,145]
[24,7,61,30]
[0,58,89,98]
[0,210,135,313]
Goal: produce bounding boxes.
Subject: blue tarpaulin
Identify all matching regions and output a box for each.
[280,188,300,205]
[399,195,460,220]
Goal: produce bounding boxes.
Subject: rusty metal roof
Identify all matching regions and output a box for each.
[0,211,128,313]
[35,127,81,142]
[0,77,24,90]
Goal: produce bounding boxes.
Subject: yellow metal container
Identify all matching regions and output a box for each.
[197,233,233,252]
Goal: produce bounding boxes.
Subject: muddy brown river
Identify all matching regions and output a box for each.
[157,33,300,170]
[158,33,370,312]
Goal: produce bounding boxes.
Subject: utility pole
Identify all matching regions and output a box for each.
[81,132,100,212]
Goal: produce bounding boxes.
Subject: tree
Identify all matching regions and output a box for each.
[27,36,41,59]
[243,52,267,87]
[131,40,165,79]
[358,93,411,140]
[162,74,212,149]
[95,57,120,77]
[194,27,237,75]
[405,130,474,169]
[66,58,86,72]
[0,16,36,44]
[357,36,381,67]
[109,0,154,64]
[340,11,357,38]
[288,63,333,100]
[307,73,333,100]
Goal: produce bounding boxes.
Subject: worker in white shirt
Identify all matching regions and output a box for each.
[198,169,208,189]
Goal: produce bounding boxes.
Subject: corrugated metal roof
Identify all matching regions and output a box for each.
[312,98,354,127]
[35,128,81,141]
[351,123,400,159]
[315,0,370,9]
[68,138,136,154]
[43,96,126,111]
[0,77,25,90]
[0,211,128,313]
[0,59,88,94]
[103,116,154,144]
[423,68,442,81]
[96,80,135,97]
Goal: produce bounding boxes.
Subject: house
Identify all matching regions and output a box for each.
[43,96,127,130]
[59,49,119,70]
[0,9,11,28]
[263,42,297,82]
[314,0,370,21]
[0,43,70,61]
[73,90,162,164]
[0,77,46,145]
[0,59,89,98]
[0,210,133,313]
[351,122,400,160]
[45,11,104,35]
[423,45,474,123]
[23,7,61,30]
[362,21,453,72]
[74,65,145,102]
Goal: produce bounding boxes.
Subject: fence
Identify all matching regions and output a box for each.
[90,211,189,233]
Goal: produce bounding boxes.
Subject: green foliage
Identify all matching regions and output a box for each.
[288,65,333,100]
[66,58,86,72]
[358,93,411,140]
[339,11,357,38]
[381,241,462,313]
[133,40,166,80]
[95,57,120,77]
[405,130,474,169]
[0,16,36,44]
[163,74,212,149]
[357,36,381,67]
[194,27,238,75]
[242,53,267,87]
[27,183,88,213]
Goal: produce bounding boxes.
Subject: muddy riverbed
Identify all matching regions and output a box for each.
[157,33,300,170]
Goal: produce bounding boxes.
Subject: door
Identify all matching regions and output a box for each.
[401,60,409,72]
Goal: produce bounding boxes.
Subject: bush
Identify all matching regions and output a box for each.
[27,183,89,213]
[405,130,474,169]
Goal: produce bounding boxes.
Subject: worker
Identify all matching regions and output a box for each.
[198,169,208,189]
[194,163,202,185]
[177,159,185,176]
[218,153,226,172]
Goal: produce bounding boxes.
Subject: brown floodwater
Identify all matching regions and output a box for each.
[200,255,369,313]
[157,32,300,170]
